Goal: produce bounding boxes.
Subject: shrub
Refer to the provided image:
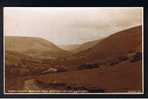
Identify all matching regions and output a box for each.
[78,64,98,70]
[130,52,142,62]
[118,56,128,62]
[109,60,119,66]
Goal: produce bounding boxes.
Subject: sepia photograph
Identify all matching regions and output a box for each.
[4,7,143,94]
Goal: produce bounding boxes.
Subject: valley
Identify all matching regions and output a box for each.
[5,25,143,93]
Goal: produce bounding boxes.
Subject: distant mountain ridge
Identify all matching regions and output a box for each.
[60,39,102,53]
[60,44,80,52]
[71,39,102,53]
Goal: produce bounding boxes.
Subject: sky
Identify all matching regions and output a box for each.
[4,7,143,46]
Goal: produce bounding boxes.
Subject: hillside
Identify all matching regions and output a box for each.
[67,25,142,64]
[60,39,101,53]
[36,60,142,92]
[72,39,101,53]
[5,36,71,58]
[6,52,142,92]
[60,44,80,52]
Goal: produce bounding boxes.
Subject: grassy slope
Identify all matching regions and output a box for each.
[70,26,142,62]
[5,36,71,58]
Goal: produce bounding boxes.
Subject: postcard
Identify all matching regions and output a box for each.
[4,7,143,94]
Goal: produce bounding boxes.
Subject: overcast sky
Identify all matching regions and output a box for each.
[4,7,143,46]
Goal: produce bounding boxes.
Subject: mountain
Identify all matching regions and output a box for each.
[5,36,71,59]
[60,39,102,53]
[60,44,80,51]
[71,39,101,53]
[70,25,142,63]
